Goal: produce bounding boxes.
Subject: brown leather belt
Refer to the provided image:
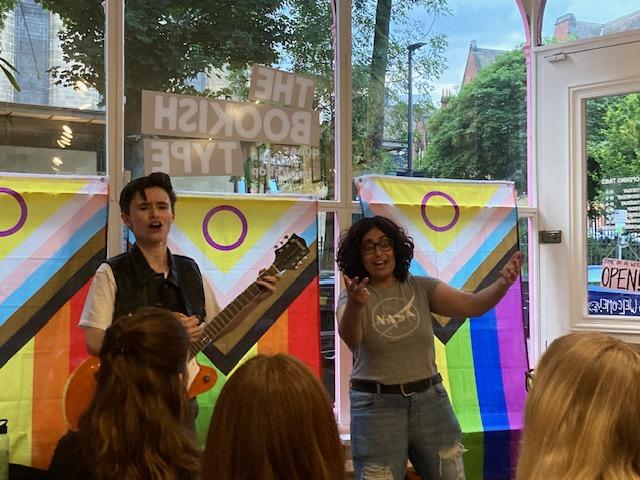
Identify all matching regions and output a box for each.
[350,373,443,397]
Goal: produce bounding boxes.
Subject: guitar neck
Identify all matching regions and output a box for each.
[188,265,278,358]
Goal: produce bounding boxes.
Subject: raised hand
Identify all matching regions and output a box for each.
[499,251,523,287]
[344,274,370,306]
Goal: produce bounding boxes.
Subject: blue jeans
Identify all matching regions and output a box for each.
[350,382,465,480]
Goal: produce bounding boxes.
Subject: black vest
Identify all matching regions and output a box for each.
[105,245,206,322]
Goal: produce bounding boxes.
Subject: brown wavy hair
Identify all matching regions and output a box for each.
[202,353,345,480]
[336,216,414,282]
[517,332,640,480]
[78,307,200,480]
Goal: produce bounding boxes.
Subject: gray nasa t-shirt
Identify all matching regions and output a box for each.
[339,275,441,384]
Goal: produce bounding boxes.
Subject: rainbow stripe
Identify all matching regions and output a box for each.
[0,181,320,464]
[0,175,107,468]
[357,175,527,479]
[164,193,320,442]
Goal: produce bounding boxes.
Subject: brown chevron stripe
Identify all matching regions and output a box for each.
[432,226,519,343]
[464,226,519,293]
[204,240,318,374]
[0,228,106,361]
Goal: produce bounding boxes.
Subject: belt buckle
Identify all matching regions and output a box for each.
[400,382,416,397]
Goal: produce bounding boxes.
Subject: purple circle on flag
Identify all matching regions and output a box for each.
[202,205,248,251]
[0,187,28,237]
[421,191,459,232]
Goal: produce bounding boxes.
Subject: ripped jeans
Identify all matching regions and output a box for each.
[350,382,465,480]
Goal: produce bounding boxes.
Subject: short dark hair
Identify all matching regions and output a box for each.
[336,216,414,282]
[119,172,177,215]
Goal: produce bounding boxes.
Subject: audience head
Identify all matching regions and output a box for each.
[202,353,344,480]
[79,307,199,480]
[119,171,177,215]
[517,331,640,480]
[336,215,414,281]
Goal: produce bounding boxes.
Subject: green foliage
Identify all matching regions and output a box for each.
[0,0,19,90]
[0,0,17,34]
[586,94,640,218]
[589,94,640,179]
[32,0,288,173]
[351,0,449,169]
[352,0,449,98]
[421,48,526,193]
[35,0,288,128]
[279,2,335,124]
[0,55,19,91]
[385,98,434,142]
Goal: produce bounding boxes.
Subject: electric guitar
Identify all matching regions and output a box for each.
[63,234,310,430]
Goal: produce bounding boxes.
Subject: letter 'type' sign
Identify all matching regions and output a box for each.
[141,66,319,177]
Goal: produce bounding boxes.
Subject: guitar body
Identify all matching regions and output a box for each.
[63,356,100,431]
[63,355,217,430]
[186,358,218,397]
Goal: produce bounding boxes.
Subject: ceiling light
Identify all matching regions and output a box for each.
[62,125,72,134]
[52,156,63,166]
[56,140,67,148]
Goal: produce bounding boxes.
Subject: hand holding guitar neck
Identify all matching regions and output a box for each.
[174,312,205,343]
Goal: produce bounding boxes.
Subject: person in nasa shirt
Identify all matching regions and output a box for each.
[337,216,521,480]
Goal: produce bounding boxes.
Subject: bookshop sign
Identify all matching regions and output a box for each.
[141,65,319,176]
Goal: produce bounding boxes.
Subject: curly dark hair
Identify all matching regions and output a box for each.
[119,172,177,215]
[336,216,414,282]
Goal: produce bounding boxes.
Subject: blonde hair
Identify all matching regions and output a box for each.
[516,332,640,480]
[202,353,345,480]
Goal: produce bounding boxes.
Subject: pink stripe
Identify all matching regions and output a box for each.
[0,196,105,302]
[171,203,317,307]
[495,278,528,430]
[364,186,514,283]
[440,207,512,281]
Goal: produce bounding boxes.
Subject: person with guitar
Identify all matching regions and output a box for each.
[80,171,278,355]
[73,172,279,429]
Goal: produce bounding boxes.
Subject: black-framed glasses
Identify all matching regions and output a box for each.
[360,237,393,255]
[525,369,535,392]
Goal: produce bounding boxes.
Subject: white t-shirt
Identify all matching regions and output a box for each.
[79,262,220,331]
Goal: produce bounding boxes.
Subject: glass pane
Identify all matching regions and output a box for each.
[351,3,527,202]
[542,2,640,46]
[519,217,530,339]
[586,93,640,317]
[0,0,105,175]
[126,1,335,200]
[319,211,335,399]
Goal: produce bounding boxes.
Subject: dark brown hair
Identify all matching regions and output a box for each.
[78,307,200,480]
[202,354,345,480]
[119,172,177,214]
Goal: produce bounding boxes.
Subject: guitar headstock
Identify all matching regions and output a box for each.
[273,233,310,274]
